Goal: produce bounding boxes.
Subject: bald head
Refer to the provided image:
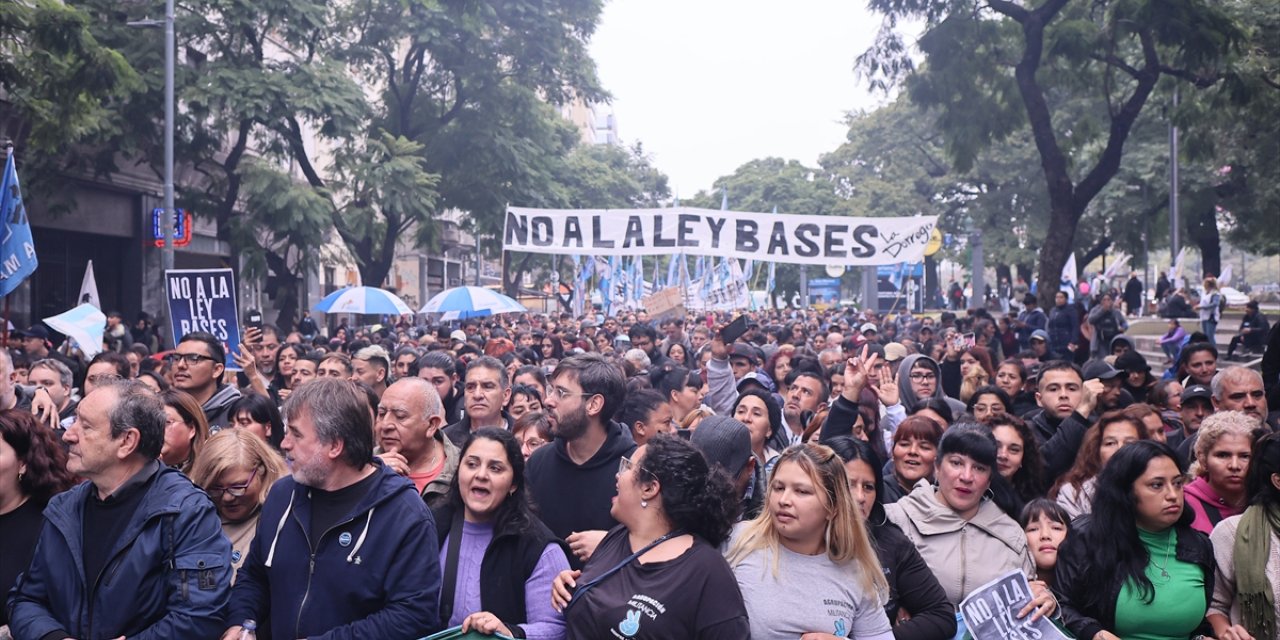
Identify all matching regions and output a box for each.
[386,376,443,419]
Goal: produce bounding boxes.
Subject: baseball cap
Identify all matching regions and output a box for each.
[1030,329,1049,343]
[728,343,762,364]
[12,324,49,340]
[860,322,878,334]
[736,371,776,394]
[1182,384,1212,403]
[690,416,753,477]
[883,342,908,364]
[1082,360,1121,381]
[449,330,467,343]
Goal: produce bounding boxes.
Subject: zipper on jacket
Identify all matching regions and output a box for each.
[86,511,172,638]
[291,502,366,639]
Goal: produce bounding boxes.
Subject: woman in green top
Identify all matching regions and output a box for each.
[1055,440,1215,640]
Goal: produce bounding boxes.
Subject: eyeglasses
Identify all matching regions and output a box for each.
[908,372,937,382]
[618,455,657,480]
[546,385,595,400]
[86,373,123,385]
[165,353,219,366]
[207,467,260,499]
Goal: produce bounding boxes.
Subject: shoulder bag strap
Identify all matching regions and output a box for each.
[438,510,466,625]
[563,529,685,613]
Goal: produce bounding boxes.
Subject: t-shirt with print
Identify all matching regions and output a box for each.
[563,526,748,640]
[728,522,893,639]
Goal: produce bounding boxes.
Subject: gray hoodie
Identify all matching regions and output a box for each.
[896,354,966,420]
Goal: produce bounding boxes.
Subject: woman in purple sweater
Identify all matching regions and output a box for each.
[433,427,571,639]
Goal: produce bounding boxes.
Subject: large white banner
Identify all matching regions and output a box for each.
[504,207,939,266]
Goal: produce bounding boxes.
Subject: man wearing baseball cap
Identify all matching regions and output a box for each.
[1082,360,1132,413]
[1169,383,1213,452]
[13,324,82,383]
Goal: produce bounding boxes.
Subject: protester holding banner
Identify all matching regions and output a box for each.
[885,424,1049,627]
[1054,441,1215,640]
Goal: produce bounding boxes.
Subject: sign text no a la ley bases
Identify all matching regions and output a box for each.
[165,268,243,371]
[503,206,939,267]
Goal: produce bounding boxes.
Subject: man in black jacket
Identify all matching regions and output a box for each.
[1027,361,1098,485]
[1226,300,1269,360]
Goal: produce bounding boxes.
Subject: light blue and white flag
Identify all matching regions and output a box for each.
[44,303,106,359]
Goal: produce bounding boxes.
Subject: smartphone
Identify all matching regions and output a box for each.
[962,332,976,349]
[246,309,263,331]
[720,315,749,344]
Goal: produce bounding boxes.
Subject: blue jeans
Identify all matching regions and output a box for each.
[1202,319,1217,344]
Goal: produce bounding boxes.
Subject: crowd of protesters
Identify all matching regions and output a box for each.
[0,287,1278,640]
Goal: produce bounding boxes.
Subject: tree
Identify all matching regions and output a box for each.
[0,0,138,201]
[687,158,842,306]
[859,0,1243,304]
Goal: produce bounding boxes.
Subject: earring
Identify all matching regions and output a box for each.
[641,500,648,509]
[983,487,995,502]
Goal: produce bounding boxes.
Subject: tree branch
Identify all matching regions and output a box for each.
[282,115,326,189]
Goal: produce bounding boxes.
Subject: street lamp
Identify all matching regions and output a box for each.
[128,0,175,275]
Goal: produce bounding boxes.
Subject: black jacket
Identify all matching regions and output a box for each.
[1054,517,1214,640]
[870,518,957,640]
[443,412,514,448]
[432,503,569,638]
[1027,409,1091,485]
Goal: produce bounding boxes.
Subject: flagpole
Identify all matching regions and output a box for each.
[2,142,12,348]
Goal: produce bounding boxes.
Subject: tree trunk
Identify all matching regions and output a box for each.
[264,250,301,330]
[1186,194,1222,278]
[1035,201,1082,308]
[503,253,533,297]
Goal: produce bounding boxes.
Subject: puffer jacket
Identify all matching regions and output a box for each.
[226,460,441,639]
[7,463,232,640]
[884,482,1034,607]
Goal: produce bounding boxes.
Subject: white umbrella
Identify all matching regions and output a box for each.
[419,286,527,320]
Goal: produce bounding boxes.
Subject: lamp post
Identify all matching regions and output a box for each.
[128,0,175,275]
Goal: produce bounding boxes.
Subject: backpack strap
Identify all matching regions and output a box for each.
[438,509,465,625]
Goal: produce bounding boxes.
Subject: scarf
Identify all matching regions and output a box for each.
[1234,503,1280,640]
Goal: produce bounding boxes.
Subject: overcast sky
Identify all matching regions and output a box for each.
[590,0,895,199]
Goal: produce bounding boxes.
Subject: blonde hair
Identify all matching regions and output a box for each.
[959,367,990,404]
[726,443,888,597]
[1203,276,1218,291]
[679,405,714,430]
[1191,410,1256,478]
[189,429,287,507]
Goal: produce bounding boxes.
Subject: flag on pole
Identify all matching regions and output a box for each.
[766,261,776,294]
[44,303,106,359]
[79,260,101,308]
[1218,264,1233,287]
[0,153,38,298]
[666,255,680,288]
[720,188,729,211]
[1060,253,1078,291]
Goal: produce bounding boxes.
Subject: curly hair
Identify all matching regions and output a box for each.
[0,409,76,503]
[637,433,739,546]
[986,412,1046,502]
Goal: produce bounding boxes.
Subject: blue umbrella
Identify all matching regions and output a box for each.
[419,286,527,320]
[313,286,413,315]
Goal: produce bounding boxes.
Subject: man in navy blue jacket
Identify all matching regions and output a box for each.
[223,378,442,640]
[8,380,232,640]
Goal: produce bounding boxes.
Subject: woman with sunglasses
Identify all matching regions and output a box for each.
[1055,440,1215,640]
[551,434,748,638]
[189,428,286,579]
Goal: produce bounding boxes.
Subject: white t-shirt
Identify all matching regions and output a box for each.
[727,524,893,639]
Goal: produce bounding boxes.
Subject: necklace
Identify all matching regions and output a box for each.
[1148,528,1175,580]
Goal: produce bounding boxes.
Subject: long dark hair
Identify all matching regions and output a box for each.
[1083,440,1190,605]
[447,428,533,533]
[228,393,285,449]
[986,412,1046,502]
[638,434,739,546]
[1247,431,1280,507]
[0,410,76,503]
[827,435,886,524]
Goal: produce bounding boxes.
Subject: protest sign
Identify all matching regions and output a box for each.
[642,287,685,320]
[959,571,1069,640]
[165,268,242,371]
[504,207,938,266]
